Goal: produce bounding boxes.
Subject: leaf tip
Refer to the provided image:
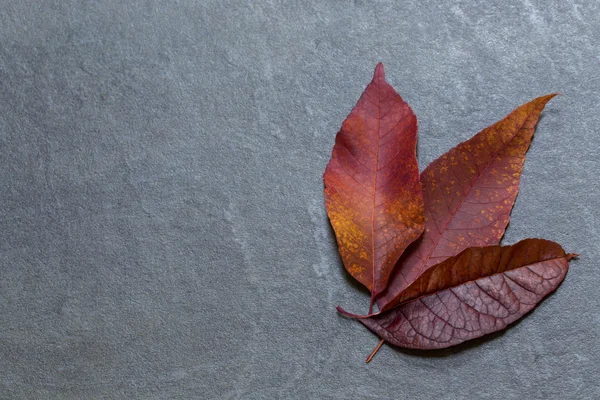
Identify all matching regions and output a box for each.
[336,306,380,319]
[566,253,579,261]
[336,305,355,318]
[537,93,559,107]
[373,62,385,81]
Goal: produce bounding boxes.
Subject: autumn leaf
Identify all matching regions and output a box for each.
[359,239,575,353]
[324,63,424,313]
[375,94,557,313]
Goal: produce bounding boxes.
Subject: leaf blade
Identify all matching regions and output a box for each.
[324,63,424,309]
[376,94,557,312]
[361,239,572,350]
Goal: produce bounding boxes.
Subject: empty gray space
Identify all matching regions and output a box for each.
[1,1,598,399]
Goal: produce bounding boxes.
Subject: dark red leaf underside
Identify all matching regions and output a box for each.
[360,239,572,350]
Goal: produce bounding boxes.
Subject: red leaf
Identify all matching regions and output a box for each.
[376,95,557,312]
[324,63,424,312]
[360,239,574,350]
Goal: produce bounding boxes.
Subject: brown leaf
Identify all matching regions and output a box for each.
[375,95,557,312]
[360,239,574,350]
[324,63,424,312]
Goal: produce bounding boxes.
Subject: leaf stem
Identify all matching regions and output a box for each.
[366,339,385,363]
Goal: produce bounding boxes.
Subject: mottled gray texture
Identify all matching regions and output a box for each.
[0,1,598,399]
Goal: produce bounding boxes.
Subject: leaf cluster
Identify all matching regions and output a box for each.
[324,64,575,361]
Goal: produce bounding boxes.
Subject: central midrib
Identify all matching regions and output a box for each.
[370,79,381,304]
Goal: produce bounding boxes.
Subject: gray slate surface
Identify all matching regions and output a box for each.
[1,1,599,399]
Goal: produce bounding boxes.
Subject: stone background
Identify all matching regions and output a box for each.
[1,1,598,399]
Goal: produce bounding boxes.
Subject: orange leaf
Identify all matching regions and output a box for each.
[376,95,556,312]
[360,239,574,350]
[324,63,424,312]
